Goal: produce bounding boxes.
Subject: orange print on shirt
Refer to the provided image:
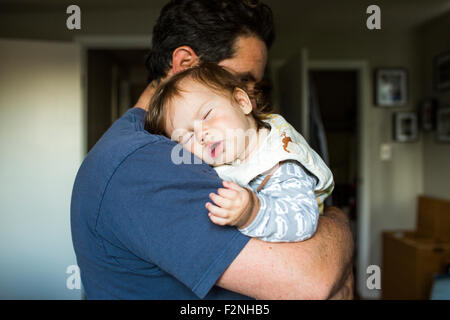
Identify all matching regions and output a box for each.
[281,132,292,153]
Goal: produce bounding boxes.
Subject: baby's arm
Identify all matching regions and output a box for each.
[240,161,319,242]
[206,181,260,228]
[206,161,320,242]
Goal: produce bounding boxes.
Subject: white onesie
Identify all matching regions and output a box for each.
[214,114,334,242]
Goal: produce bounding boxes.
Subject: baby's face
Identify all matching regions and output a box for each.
[164,79,256,166]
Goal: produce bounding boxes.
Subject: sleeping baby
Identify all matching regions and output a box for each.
[145,63,334,242]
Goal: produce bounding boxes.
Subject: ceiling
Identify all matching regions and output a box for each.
[1,0,449,35]
[266,0,450,33]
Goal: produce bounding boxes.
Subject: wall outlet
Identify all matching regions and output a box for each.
[380,143,392,161]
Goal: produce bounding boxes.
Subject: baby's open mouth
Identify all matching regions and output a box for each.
[209,141,223,158]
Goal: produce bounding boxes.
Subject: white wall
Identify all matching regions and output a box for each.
[0,39,83,299]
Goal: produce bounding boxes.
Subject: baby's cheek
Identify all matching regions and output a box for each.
[209,116,232,131]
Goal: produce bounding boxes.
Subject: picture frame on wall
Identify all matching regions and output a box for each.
[434,51,450,92]
[436,107,450,143]
[393,112,418,142]
[375,68,408,107]
[420,98,437,132]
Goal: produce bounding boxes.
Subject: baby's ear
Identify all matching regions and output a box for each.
[233,88,253,115]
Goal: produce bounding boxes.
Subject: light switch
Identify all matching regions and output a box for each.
[380,143,392,161]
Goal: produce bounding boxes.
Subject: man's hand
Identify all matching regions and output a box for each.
[206,181,259,228]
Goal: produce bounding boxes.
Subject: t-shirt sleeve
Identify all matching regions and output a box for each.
[97,140,250,298]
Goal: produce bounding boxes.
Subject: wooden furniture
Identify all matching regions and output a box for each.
[416,196,450,242]
[382,196,450,299]
[382,231,450,299]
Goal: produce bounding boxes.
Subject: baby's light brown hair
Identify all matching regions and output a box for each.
[145,63,272,137]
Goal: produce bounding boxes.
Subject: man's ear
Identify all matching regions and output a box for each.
[170,46,199,75]
[233,88,253,115]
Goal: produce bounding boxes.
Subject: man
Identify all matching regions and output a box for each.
[71,0,354,299]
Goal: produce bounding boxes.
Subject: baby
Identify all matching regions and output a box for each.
[145,63,334,242]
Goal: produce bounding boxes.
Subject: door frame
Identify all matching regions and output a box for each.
[308,60,374,299]
[74,35,151,154]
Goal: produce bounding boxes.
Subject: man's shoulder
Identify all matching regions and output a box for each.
[71,108,176,228]
[73,107,218,201]
[72,109,167,203]
[94,108,163,156]
[82,108,171,175]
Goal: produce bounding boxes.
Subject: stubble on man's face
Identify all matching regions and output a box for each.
[218,35,268,94]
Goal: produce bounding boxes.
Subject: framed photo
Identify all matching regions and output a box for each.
[434,51,450,92]
[375,68,408,107]
[436,107,450,143]
[393,112,418,142]
[420,98,437,132]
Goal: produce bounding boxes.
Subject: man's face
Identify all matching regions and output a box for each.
[218,35,268,94]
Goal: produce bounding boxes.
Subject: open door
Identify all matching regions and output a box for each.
[277,48,310,141]
[0,39,82,299]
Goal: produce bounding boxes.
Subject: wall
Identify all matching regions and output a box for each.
[0,7,157,41]
[420,12,450,201]
[0,39,82,299]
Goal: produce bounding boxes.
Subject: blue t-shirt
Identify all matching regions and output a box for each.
[70,108,252,299]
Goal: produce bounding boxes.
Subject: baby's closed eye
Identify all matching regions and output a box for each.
[203,109,212,120]
[180,132,194,145]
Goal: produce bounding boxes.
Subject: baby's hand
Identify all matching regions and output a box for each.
[206,181,257,228]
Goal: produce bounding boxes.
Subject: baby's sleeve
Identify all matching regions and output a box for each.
[239,161,319,242]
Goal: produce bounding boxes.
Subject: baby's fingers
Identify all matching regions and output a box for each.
[205,202,230,219]
[216,187,237,200]
[206,202,232,226]
[223,180,244,191]
[208,213,231,226]
[209,193,232,209]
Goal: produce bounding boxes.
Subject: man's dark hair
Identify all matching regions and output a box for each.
[145,0,275,83]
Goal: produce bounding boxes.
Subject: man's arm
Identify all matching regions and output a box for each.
[216,204,354,299]
[133,83,156,111]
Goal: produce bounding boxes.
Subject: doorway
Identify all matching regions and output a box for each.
[86,49,148,151]
[308,61,372,299]
[309,70,358,224]
[310,69,360,297]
